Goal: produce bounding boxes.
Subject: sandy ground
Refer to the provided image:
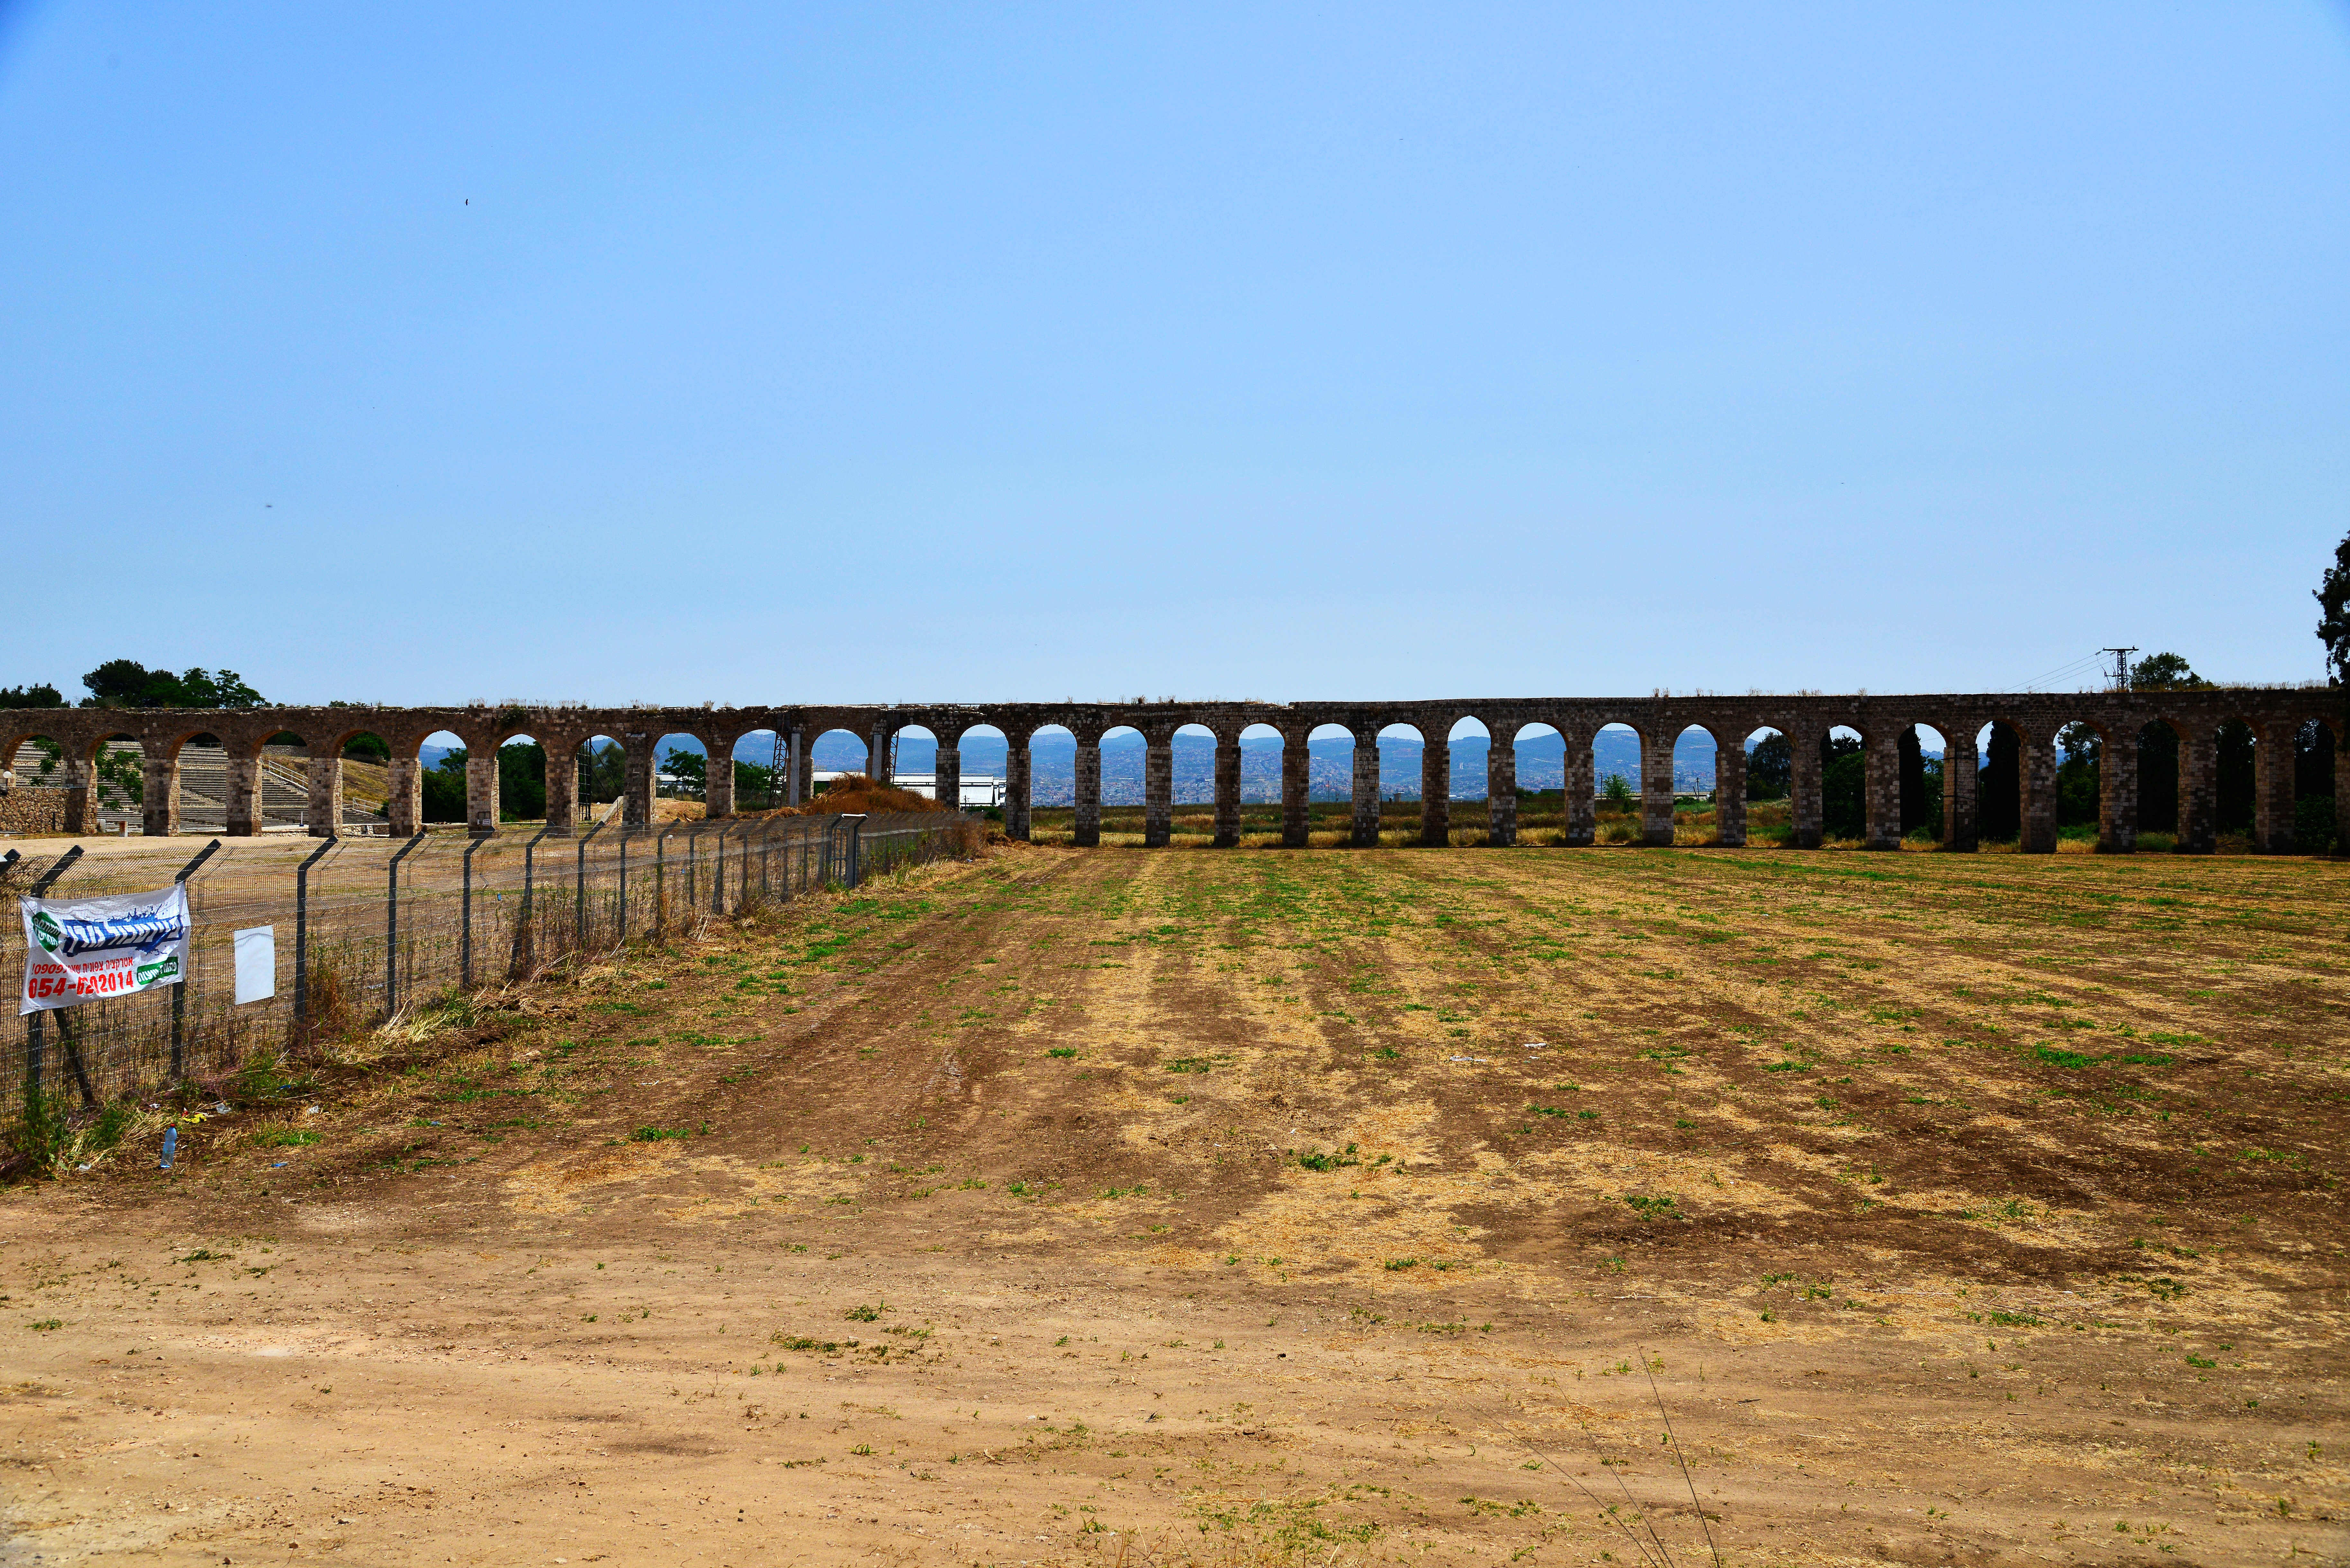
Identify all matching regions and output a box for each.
[3,844,2345,1567]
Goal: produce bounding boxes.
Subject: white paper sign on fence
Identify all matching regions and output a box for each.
[18,883,191,1016]
[233,925,276,1005]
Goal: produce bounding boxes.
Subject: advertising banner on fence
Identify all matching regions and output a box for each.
[18,883,191,1015]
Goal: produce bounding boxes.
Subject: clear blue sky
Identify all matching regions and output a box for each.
[4,4,2345,707]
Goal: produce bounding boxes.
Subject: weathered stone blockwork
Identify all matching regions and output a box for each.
[0,690,2338,854]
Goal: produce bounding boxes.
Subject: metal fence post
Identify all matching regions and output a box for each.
[22,846,85,1124]
[844,814,866,889]
[384,830,428,1019]
[656,823,677,934]
[685,825,698,919]
[712,822,732,915]
[517,823,554,976]
[575,815,609,958]
[617,829,629,944]
[462,831,489,990]
[169,839,222,1081]
[293,835,338,1046]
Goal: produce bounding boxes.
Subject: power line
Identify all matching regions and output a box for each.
[2019,651,2110,694]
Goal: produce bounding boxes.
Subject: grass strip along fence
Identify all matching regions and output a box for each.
[1,810,968,1175]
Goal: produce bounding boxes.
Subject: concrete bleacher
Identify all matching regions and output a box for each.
[5,741,386,833]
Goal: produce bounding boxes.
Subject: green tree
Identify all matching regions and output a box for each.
[579,740,627,804]
[662,747,707,798]
[2317,531,2350,685]
[0,682,62,708]
[79,660,263,709]
[1745,733,1790,800]
[423,751,468,822]
[2056,722,2102,829]
[734,757,775,804]
[1820,733,1863,838]
[2131,651,2204,691]
[2129,653,2201,835]
[498,742,546,820]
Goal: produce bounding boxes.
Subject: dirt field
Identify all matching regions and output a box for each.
[3,842,2345,1566]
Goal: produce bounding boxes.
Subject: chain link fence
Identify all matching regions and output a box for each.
[4,810,968,1135]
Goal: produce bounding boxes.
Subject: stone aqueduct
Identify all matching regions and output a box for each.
[3,689,2341,855]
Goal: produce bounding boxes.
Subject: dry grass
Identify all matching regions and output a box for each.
[4,843,2344,1564]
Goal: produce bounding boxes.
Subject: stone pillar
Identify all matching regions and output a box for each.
[1713,739,1747,847]
[2097,727,2138,853]
[2177,728,2215,853]
[870,725,891,784]
[935,743,962,814]
[1351,728,1382,847]
[305,752,343,838]
[1282,730,1311,847]
[1419,730,1450,847]
[1143,733,1174,847]
[1212,733,1241,847]
[1863,732,1901,850]
[62,754,95,835]
[1004,734,1032,840]
[1485,730,1517,846]
[385,753,420,838]
[466,746,500,837]
[2020,730,2058,854]
[1790,733,1823,849]
[623,732,655,831]
[223,753,261,837]
[543,746,577,836]
[1563,730,1595,847]
[2253,722,2294,854]
[786,728,805,806]
[1073,731,1103,847]
[706,740,736,820]
[141,749,180,837]
[1640,732,1675,846]
[1942,735,1978,851]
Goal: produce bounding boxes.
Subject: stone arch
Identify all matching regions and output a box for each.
[1899,723,1952,849]
[944,721,1009,817]
[420,731,469,826]
[490,731,552,831]
[1588,721,1646,844]
[1167,722,1218,844]
[2049,714,2115,848]
[0,721,77,837]
[1025,723,1077,843]
[2134,716,2186,846]
[1668,723,1726,846]
[1373,721,1438,846]
[1971,718,2044,850]
[2206,711,2298,854]
[2293,716,2341,856]
[1503,721,1563,846]
[1739,725,1792,847]
[808,725,873,783]
[1233,722,1301,845]
[883,724,938,798]
[575,729,630,825]
[1820,724,1867,845]
[79,724,143,835]
[1449,713,1504,845]
[1078,722,1145,847]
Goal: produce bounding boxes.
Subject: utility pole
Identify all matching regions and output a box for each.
[2101,647,2139,691]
